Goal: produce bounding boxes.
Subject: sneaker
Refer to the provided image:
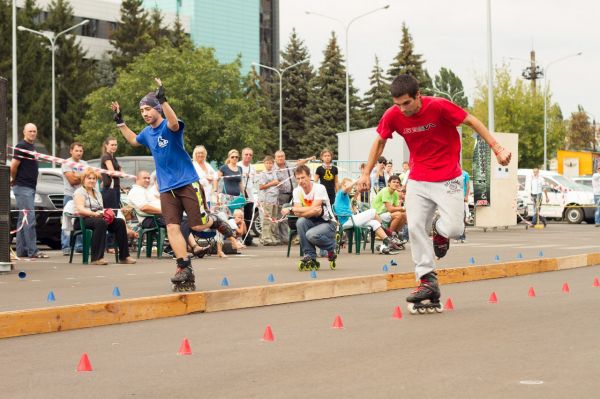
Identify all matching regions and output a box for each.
[388,240,404,251]
[432,217,450,259]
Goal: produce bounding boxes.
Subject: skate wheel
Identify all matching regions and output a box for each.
[435,303,444,313]
[171,284,177,292]
[407,303,418,315]
[417,307,426,314]
[298,263,304,271]
[426,306,436,314]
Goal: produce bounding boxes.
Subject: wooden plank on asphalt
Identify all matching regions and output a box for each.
[0,293,205,339]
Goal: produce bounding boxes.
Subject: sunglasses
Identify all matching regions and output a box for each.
[230,155,239,159]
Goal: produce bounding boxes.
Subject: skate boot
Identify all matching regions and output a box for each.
[298,255,319,271]
[171,257,196,292]
[327,250,336,270]
[210,214,234,239]
[406,272,443,314]
[432,216,450,259]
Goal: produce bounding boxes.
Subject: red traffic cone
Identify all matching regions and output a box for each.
[528,286,536,297]
[488,292,498,303]
[77,353,93,372]
[178,338,192,355]
[262,325,275,342]
[332,315,344,329]
[562,282,570,293]
[593,277,600,288]
[444,298,454,311]
[392,306,403,319]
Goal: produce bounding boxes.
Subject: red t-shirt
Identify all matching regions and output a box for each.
[377,96,467,182]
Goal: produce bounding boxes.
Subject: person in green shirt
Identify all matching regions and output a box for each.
[372,175,406,238]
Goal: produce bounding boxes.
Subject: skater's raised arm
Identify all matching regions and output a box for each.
[111,102,141,147]
[154,78,180,133]
[357,136,386,192]
[462,114,511,166]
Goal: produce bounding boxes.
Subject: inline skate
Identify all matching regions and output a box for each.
[171,258,196,292]
[298,255,320,271]
[406,272,443,314]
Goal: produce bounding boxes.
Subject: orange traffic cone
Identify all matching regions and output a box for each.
[262,325,274,342]
[332,315,344,329]
[562,282,570,293]
[178,338,192,355]
[488,292,498,303]
[528,287,536,297]
[392,306,403,319]
[77,353,93,372]
[444,298,454,310]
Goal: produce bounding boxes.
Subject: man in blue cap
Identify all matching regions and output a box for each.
[111,78,241,291]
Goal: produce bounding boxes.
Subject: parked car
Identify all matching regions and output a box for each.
[87,155,155,190]
[572,176,592,189]
[517,169,595,224]
[10,168,64,249]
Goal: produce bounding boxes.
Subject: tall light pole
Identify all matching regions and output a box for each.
[306,5,390,160]
[18,19,89,159]
[486,0,494,133]
[542,51,582,170]
[252,60,309,151]
[12,0,17,146]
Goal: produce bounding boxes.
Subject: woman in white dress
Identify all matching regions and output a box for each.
[192,145,217,209]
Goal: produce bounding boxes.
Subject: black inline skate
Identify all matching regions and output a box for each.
[210,214,234,239]
[327,250,337,270]
[171,257,196,292]
[406,272,443,314]
[432,216,449,259]
[298,255,320,271]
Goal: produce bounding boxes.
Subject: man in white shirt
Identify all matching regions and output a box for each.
[61,142,88,255]
[237,147,257,246]
[128,170,207,256]
[592,165,600,227]
[281,164,337,270]
[530,168,548,226]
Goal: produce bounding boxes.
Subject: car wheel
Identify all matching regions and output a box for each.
[565,207,584,224]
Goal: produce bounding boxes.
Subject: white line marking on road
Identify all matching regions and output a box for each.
[513,244,560,249]
[126,273,137,276]
[95,276,106,278]
[207,268,216,270]
[562,245,599,250]
[155,271,166,274]
[31,279,41,282]
[66,277,76,280]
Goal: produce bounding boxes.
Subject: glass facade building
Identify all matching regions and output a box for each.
[144,0,278,72]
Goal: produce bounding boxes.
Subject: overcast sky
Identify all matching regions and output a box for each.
[280,0,599,121]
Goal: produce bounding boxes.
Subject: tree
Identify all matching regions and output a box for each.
[243,65,277,154]
[566,106,595,151]
[303,32,364,157]
[363,55,391,127]
[148,7,167,47]
[79,46,272,161]
[433,67,468,108]
[279,28,314,158]
[109,0,153,71]
[471,66,566,169]
[387,22,433,94]
[44,0,95,151]
[170,14,192,49]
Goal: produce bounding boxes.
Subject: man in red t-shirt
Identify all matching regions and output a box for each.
[357,74,511,312]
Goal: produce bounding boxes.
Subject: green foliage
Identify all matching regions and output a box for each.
[170,14,193,49]
[44,0,95,150]
[109,0,153,71]
[566,106,595,151]
[471,66,566,169]
[243,65,277,155]
[304,32,364,158]
[280,28,314,158]
[387,23,432,94]
[363,55,391,127]
[78,46,271,161]
[433,67,468,108]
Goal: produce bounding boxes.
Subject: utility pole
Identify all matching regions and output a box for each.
[521,50,543,95]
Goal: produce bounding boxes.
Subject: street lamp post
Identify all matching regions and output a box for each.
[305,5,390,161]
[542,51,582,170]
[252,60,309,151]
[17,20,89,159]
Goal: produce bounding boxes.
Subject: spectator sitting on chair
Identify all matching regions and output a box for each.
[334,178,403,254]
[61,142,88,255]
[73,167,135,265]
[216,209,246,258]
[372,174,407,240]
[127,170,208,257]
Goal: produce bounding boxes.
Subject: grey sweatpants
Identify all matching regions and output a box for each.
[405,177,465,279]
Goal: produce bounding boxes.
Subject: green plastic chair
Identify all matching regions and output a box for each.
[68,214,119,264]
[135,211,166,259]
[334,211,375,255]
[285,215,303,258]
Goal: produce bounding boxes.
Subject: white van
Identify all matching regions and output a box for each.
[517,169,595,224]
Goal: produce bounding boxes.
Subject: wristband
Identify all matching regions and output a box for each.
[155,85,167,104]
[113,111,125,126]
[490,141,504,156]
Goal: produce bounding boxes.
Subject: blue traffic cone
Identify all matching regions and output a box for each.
[383,264,389,272]
[390,260,398,266]
[539,250,544,257]
[18,271,26,279]
[494,255,500,262]
[112,287,121,297]
[221,277,229,287]
[267,273,275,283]
[47,290,55,302]
[469,257,475,265]
[517,253,524,259]
[310,270,317,279]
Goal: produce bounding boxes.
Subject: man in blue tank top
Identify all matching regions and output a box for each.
[111,78,240,291]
